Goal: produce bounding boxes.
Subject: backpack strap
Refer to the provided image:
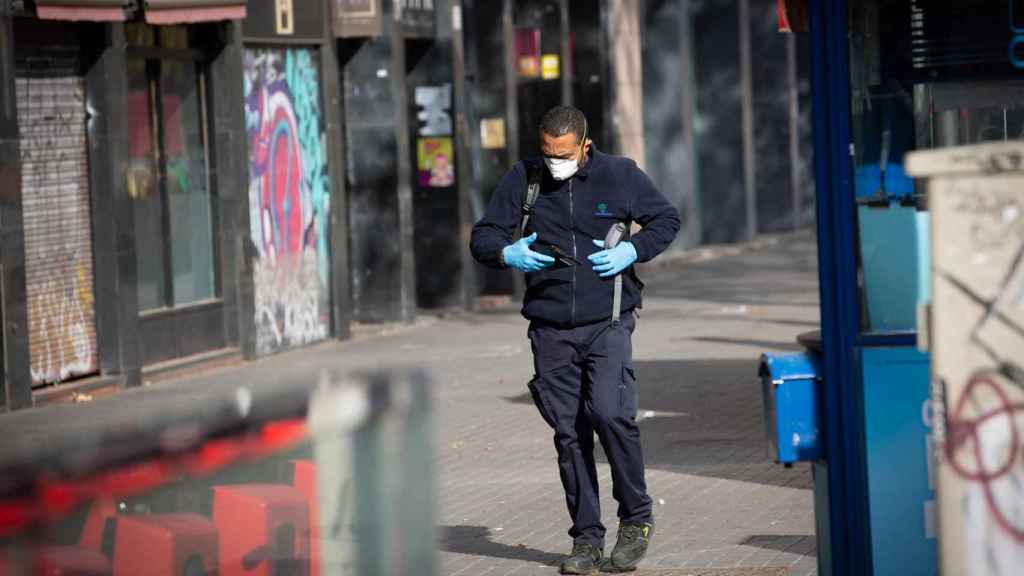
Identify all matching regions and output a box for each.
[520,160,545,238]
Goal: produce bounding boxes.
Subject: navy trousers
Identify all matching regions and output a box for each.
[527,312,653,549]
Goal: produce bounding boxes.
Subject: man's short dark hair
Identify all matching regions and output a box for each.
[540,106,587,143]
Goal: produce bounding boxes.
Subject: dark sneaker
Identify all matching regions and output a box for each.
[560,543,603,575]
[606,521,654,572]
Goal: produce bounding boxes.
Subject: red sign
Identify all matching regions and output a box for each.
[777,0,808,33]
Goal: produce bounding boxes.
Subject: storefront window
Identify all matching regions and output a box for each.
[127,25,216,312]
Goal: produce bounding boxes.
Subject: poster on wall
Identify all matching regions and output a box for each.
[480,118,506,150]
[415,84,452,137]
[333,0,381,37]
[244,48,331,355]
[418,137,454,188]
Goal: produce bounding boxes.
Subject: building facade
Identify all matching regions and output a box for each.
[0,0,814,410]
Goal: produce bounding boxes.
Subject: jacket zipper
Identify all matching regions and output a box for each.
[569,180,577,327]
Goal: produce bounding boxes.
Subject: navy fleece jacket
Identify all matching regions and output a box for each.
[470,147,680,327]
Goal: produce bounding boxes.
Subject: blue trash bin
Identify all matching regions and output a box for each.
[760,350,822,464]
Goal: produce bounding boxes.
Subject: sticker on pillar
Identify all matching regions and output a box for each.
[541,54,560,80]
[415,84,452,137]
[418,138,454,188]
[516,29,541,78]
[480,118,506,150]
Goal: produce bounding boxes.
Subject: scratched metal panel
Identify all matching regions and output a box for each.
[16,74,99,386]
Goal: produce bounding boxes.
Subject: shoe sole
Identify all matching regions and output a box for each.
[560,569,599,575]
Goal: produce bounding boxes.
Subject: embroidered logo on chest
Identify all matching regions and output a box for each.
[595,202,613,217]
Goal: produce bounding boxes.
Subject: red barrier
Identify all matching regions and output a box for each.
[111,514,218,576]
[213,485,310,576]
[290,460,319,576]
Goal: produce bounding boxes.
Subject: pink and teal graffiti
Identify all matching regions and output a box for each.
[244,48,330,354]
[251,88,307,257]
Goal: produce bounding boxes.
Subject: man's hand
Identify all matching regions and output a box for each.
[589,239,637,278]
[503,232,556,272]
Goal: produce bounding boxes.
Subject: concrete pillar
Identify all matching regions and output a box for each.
[86,23,140,387]
[606,0,645,167]
[739,0,756,240]
[205,21,253,356]
[321,15,352,339]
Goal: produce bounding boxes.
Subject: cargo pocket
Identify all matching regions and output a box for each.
[619,365,639,419]
[528,377,558,429]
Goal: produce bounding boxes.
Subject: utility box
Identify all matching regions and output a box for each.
[760,352,822,464]
[907,141,1024,576]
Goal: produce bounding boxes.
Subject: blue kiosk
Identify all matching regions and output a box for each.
[761,1,1024,574]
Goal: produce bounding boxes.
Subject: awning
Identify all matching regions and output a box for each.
[144,0,246,24]
[34,0,129,22]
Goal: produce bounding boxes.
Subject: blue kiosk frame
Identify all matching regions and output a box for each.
[803,1,938,574]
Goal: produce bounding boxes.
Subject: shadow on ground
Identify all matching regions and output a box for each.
[439,525,564,566]
[681,336,806,352]
[505,359,811,490]
[741,535,814,553]
[642,234,819,308]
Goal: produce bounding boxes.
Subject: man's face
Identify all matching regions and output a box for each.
[540,131,591,165]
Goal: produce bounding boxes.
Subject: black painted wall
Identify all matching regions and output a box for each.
[691,0,746,245]
[85,24,140,386]
[643,0,814,247]
[343,0,421,324]
[0,13,31,409]
[750,0,814,234]
[205,22,250,356]
[513,0,562,159]
[642,0,696,248]
[344,35,404,322]
[408,3,461,310]
[568,0,609,153]
[464,0,515,296]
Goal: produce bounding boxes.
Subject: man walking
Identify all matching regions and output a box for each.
[470,106,680,574]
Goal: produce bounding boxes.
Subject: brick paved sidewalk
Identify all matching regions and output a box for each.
[435,233,820,576]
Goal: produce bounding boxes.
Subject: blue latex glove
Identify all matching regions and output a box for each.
[589,238,637,278]
[502,232,556,272]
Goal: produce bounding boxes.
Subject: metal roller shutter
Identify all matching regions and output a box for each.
[17,72,99,386]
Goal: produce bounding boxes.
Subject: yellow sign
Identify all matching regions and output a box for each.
[480,118,506,150]
[276,0,294,34]
[541,54,560,80]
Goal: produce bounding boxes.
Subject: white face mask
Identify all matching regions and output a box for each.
[544,156,579,181]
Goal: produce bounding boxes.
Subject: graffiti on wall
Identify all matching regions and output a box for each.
[16,75,98,384]
[929,168,1024,575]
[27,264,96,384]
[244,48,330,355]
